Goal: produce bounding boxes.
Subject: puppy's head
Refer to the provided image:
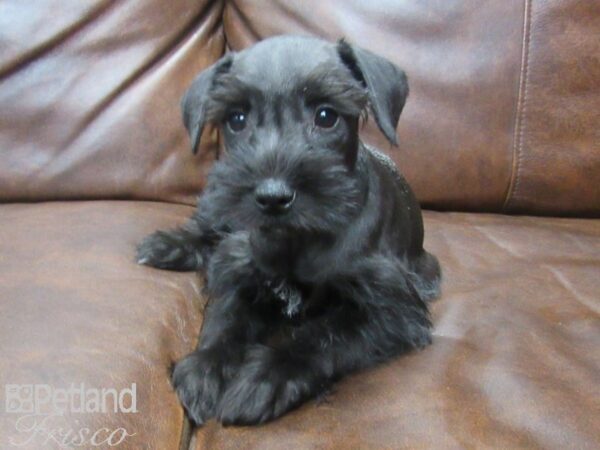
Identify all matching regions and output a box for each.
[182,35,409,235]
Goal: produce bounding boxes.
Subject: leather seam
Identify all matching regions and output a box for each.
[178,415,194,450]
[504,0,532,211]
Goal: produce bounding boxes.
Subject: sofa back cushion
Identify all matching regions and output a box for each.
[223,0,600,216]
[1,0,598,216]
[0,0,224,205]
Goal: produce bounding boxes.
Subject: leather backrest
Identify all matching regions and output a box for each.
[223,0,600,216]
[1,1,598,216]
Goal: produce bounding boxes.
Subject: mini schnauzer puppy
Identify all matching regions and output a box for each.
[137,35,440,426]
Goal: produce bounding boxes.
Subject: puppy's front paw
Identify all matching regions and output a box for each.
[136,230,201,271]
[172,350,227,426]
[217,345,326,426]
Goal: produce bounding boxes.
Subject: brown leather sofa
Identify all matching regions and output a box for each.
[1,1,598,449]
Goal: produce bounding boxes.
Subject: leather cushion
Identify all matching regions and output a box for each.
[1,203,598,449]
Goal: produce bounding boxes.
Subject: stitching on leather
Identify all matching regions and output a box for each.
[504,0,533,211]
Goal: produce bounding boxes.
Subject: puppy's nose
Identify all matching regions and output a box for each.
[254,178,296,214]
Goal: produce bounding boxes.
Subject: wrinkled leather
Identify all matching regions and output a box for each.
[0,201,203,449]
[0,0,224,205]
[2,1,598,214]
[193,211,600,449]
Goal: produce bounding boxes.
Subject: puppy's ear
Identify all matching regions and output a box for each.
[337,39,408,146]
[181,55,233,154]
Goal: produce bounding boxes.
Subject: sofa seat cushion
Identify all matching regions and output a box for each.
[0,201,202,449]
[1,204,598,449]
[192,212,600,450]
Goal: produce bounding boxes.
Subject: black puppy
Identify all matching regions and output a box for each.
[137,35,441,426]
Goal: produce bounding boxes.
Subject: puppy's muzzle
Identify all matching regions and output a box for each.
[254,178,296,215]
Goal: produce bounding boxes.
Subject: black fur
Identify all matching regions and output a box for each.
[137,35,441,426]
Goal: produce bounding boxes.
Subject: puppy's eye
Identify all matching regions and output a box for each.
[226,110,247,132]
[314,106,339,128]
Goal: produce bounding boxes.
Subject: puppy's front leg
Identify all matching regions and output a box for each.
[136,213,218,271]
[172,233,267,425]
[217,256,432,426]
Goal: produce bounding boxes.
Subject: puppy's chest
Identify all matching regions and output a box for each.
[264,278,303,318]
[259,277,328,321]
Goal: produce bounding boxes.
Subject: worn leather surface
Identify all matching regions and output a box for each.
[224,0,600,215]
[193,211,600,450]
[0,0,224,205]
[0,201,203,449]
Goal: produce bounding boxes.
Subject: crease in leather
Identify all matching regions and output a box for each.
[471,224,526,259]
[134,3,226,197]
[35,6,224,205]
[504,0,532,212]
[228,0,263,42]
[542,264,600,315]
[0,0,116,80]
[59,0,223,154]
